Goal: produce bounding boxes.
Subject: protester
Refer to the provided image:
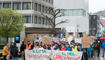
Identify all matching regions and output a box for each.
[87,43,93,60]
[25,41,33,50]
[20,41,26,60]
[101,40,105,57]
[97,40,101,57]
[10,42,19,60]
[72,44,78,51]
[2,42,8,60]
[65,43,72,51]
[61,45,66,51]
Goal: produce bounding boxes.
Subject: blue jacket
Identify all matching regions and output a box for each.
[65,47,72,51]
[101,42,105,48]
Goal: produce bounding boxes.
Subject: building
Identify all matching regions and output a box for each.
[99,19,105,36]
[89,15,99,36]
[0,0,53,44]
[54,0,89,37]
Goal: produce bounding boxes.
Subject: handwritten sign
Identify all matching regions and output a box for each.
[25,49,83,60]
[42,37,51,45]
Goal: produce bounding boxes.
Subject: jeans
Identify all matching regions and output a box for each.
[12,56,18,60]
[102,48,105,57]
[87,52,92,60]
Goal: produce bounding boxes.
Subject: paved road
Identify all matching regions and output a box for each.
[92,48,105,60]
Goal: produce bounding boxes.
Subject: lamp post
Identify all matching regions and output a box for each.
[76,25,79,38]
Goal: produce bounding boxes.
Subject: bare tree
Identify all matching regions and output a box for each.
[42,8,68,35]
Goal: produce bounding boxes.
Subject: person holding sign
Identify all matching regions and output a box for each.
[65,43,72,51]
[25,41,33,50]
[61,45,66,51]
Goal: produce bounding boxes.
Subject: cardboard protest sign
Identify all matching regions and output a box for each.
[53,37,60,43]
[65,34,70,42]
[24,38,34,44]
[25,49,83,60]
[42,37,51,45]
[82,34,90,48]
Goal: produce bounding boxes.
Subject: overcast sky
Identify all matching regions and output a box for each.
[89,0,105,13]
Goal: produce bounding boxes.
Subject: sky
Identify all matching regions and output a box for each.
[89,0,105,13]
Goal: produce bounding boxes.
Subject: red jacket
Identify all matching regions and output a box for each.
[61,48,66,51]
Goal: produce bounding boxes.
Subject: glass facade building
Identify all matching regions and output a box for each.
[0,0,53,25]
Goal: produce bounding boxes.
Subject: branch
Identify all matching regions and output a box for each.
[56,19,68,26]
[41,13,54,27]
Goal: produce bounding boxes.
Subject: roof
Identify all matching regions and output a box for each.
[100,19,105,26]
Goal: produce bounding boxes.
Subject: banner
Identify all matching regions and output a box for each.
[25,49,83,60]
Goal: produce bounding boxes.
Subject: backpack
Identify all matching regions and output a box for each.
[94,43,98,48]
[11,46,18,57]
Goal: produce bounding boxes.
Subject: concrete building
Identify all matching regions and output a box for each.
[0,0,53,45]
[54,0,89,37]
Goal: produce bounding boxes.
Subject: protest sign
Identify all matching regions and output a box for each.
[25,49,83,60]
[75,38,82,43]
[53,37,60,43]
[52,50,82,60]
[65,34,70,42]
[24,38,34,44]
[82,34,90,48]
[25,49,51,60]
[42,37,51,45]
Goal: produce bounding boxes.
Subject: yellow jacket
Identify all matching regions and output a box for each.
[72,46,78,52]
[2,45,8,55]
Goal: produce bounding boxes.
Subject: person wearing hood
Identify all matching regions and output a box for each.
[10,42,19,60]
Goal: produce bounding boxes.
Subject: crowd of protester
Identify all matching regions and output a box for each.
[2,36,105,60]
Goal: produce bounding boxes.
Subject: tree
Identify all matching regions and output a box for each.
[42,8,68,35]
[0,8,24,42]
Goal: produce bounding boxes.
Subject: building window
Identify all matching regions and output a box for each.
[51,0,53,4]
[0,3,2,8]
[34,16,37,24]
[13,2,21,10]
[38,4,41,12]
[38,17,41,24]
[42,6,44,12]
[63,9,86,16]
[24,16,31,23]
[23,2,31,10]
[35,3,37,11]
[45,7,47,13]
[42,18,44,24]
[3,3,11,8]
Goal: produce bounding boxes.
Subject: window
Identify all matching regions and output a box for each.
[38,4,41,12]
[3,3,11,8]
[24,16,31,23]
[45,7,47,13]
[35,3,37,11]
[38,17,41,24]
[51,0,53,4]
[13,2,21,10]
[0,3,2,8]
[63,9,86,16]
[34,16,37,24]
[23,2,31,10]
[42,18,44,24]
[42,6,44,12]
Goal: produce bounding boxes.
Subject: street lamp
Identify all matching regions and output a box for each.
[76,25,79,38]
